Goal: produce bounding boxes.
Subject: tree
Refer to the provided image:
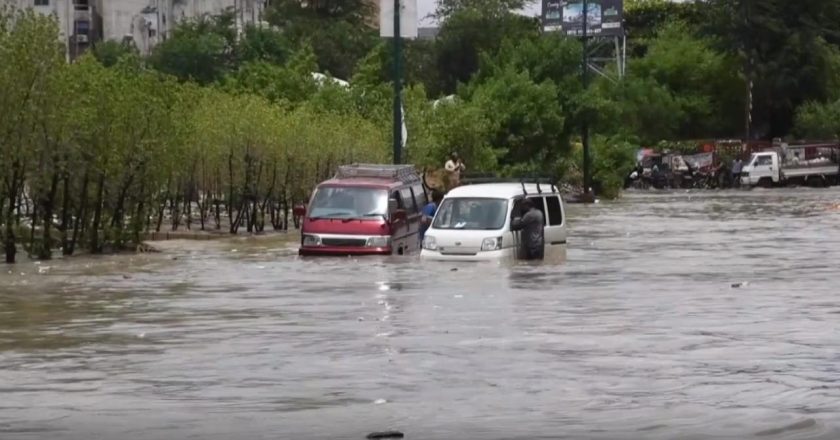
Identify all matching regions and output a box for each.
[148,10,237,84]
[467,66,565,170]
[434,7,538,94]
[629,23,744,139]
[237,25,291,65]
[0,7,64,263]
[264,0,377,80]
[92,40,140,68]
[700,0,840,137]
[434,0,533,19]
[623,0,703,57]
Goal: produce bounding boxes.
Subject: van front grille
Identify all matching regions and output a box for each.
[322,237,367,247]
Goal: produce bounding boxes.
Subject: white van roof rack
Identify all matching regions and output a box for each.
[335,163,421,183]
[460,174,558,195]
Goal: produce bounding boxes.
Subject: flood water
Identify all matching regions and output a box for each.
[3,188,840,439]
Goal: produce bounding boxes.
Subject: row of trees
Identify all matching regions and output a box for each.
[0,8,387,263]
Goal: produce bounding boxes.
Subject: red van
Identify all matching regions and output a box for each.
[295,164,427,256]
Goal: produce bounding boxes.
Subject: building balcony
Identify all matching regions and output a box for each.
[74,4,93,21]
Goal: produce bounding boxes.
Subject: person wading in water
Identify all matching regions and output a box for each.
[511,198,544,260]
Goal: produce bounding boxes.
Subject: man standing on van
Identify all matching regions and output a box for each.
[444,152,466,188]
[511,198,544,260]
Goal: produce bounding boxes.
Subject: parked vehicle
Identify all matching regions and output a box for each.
[420,179,567,262]
[295,164,427,256]
[740,143,840,187]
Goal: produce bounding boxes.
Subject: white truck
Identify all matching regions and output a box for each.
[740,144,840,188]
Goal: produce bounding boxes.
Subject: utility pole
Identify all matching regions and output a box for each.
[392,0,403,164]
[581,0,591,198]
[743,0,752,144]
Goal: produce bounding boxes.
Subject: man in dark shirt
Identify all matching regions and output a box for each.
[511,198,544,260]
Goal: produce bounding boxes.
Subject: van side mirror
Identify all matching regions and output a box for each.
[293,205,306,217]
[391,209,407,223]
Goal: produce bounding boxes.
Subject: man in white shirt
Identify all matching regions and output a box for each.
[444,152,466,188]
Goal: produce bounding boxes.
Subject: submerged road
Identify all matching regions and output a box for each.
[2,188,840,439]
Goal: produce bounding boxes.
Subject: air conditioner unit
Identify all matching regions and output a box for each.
[76,34,89,43]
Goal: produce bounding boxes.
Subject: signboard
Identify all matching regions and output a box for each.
[542,0,623,37]
[380,0,418,39]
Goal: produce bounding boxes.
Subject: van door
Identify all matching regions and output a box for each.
[391,186,421,254]
[544,195,567,246]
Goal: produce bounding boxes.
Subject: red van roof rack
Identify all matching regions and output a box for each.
[335,163,421,184]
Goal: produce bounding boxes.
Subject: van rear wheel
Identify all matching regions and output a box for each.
[758,177,773,188]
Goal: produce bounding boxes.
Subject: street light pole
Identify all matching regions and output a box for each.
[392,0,403,165]
[581,0,591,197]
[743,0,752,144]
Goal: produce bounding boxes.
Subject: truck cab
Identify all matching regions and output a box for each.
[741,152,780,187]
[295,164,427,256]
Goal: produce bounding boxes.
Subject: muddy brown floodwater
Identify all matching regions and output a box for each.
[2,188,840,440]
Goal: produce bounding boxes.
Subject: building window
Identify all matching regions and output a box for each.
[74,20,90,35]
[34,0,49,6]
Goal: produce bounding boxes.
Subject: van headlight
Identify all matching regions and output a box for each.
[366,236,391,247]
[423,235,437,250]
[481,236,503,251]
[302,234,321,246]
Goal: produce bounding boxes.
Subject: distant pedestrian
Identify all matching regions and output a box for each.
[419,190,443,246]
[732,158,743,187]
[511,198,544,261]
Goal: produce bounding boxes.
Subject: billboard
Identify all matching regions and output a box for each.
[542,0,623,37]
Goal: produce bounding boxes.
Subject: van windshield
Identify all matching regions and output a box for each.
[309,186,388,219]
[432,198,508,230]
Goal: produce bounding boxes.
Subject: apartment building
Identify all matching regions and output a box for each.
[3,0,103,60]
[102,0,268,56]
[3,0,267,59]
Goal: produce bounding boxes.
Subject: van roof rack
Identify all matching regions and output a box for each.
[460,175,558,195]
[335,163,420,183]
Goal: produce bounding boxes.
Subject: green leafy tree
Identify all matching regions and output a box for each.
[700,0,840,137]
[467,66,565,169]
[265,0,377,80]
[0,7,63,263]
[149,10,237,84]
[629,23,744,139]
[433,7,539,94]
[92,40,140,67]
[434,0,533,19]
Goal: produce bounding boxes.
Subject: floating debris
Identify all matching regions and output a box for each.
[366,431,403,439]
[373,398,387,405]
[731,281,750,289]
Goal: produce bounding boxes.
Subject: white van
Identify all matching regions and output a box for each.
[420,182,567,262]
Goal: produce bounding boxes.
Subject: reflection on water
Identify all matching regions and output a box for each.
[3,188,840,439]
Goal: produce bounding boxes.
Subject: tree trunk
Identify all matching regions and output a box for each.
[156,175,171,233]
[60,172,72,256]
[4,188,16,263]
[38,170,60,259]
[69,169,90,256]
[89,174,105,254]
